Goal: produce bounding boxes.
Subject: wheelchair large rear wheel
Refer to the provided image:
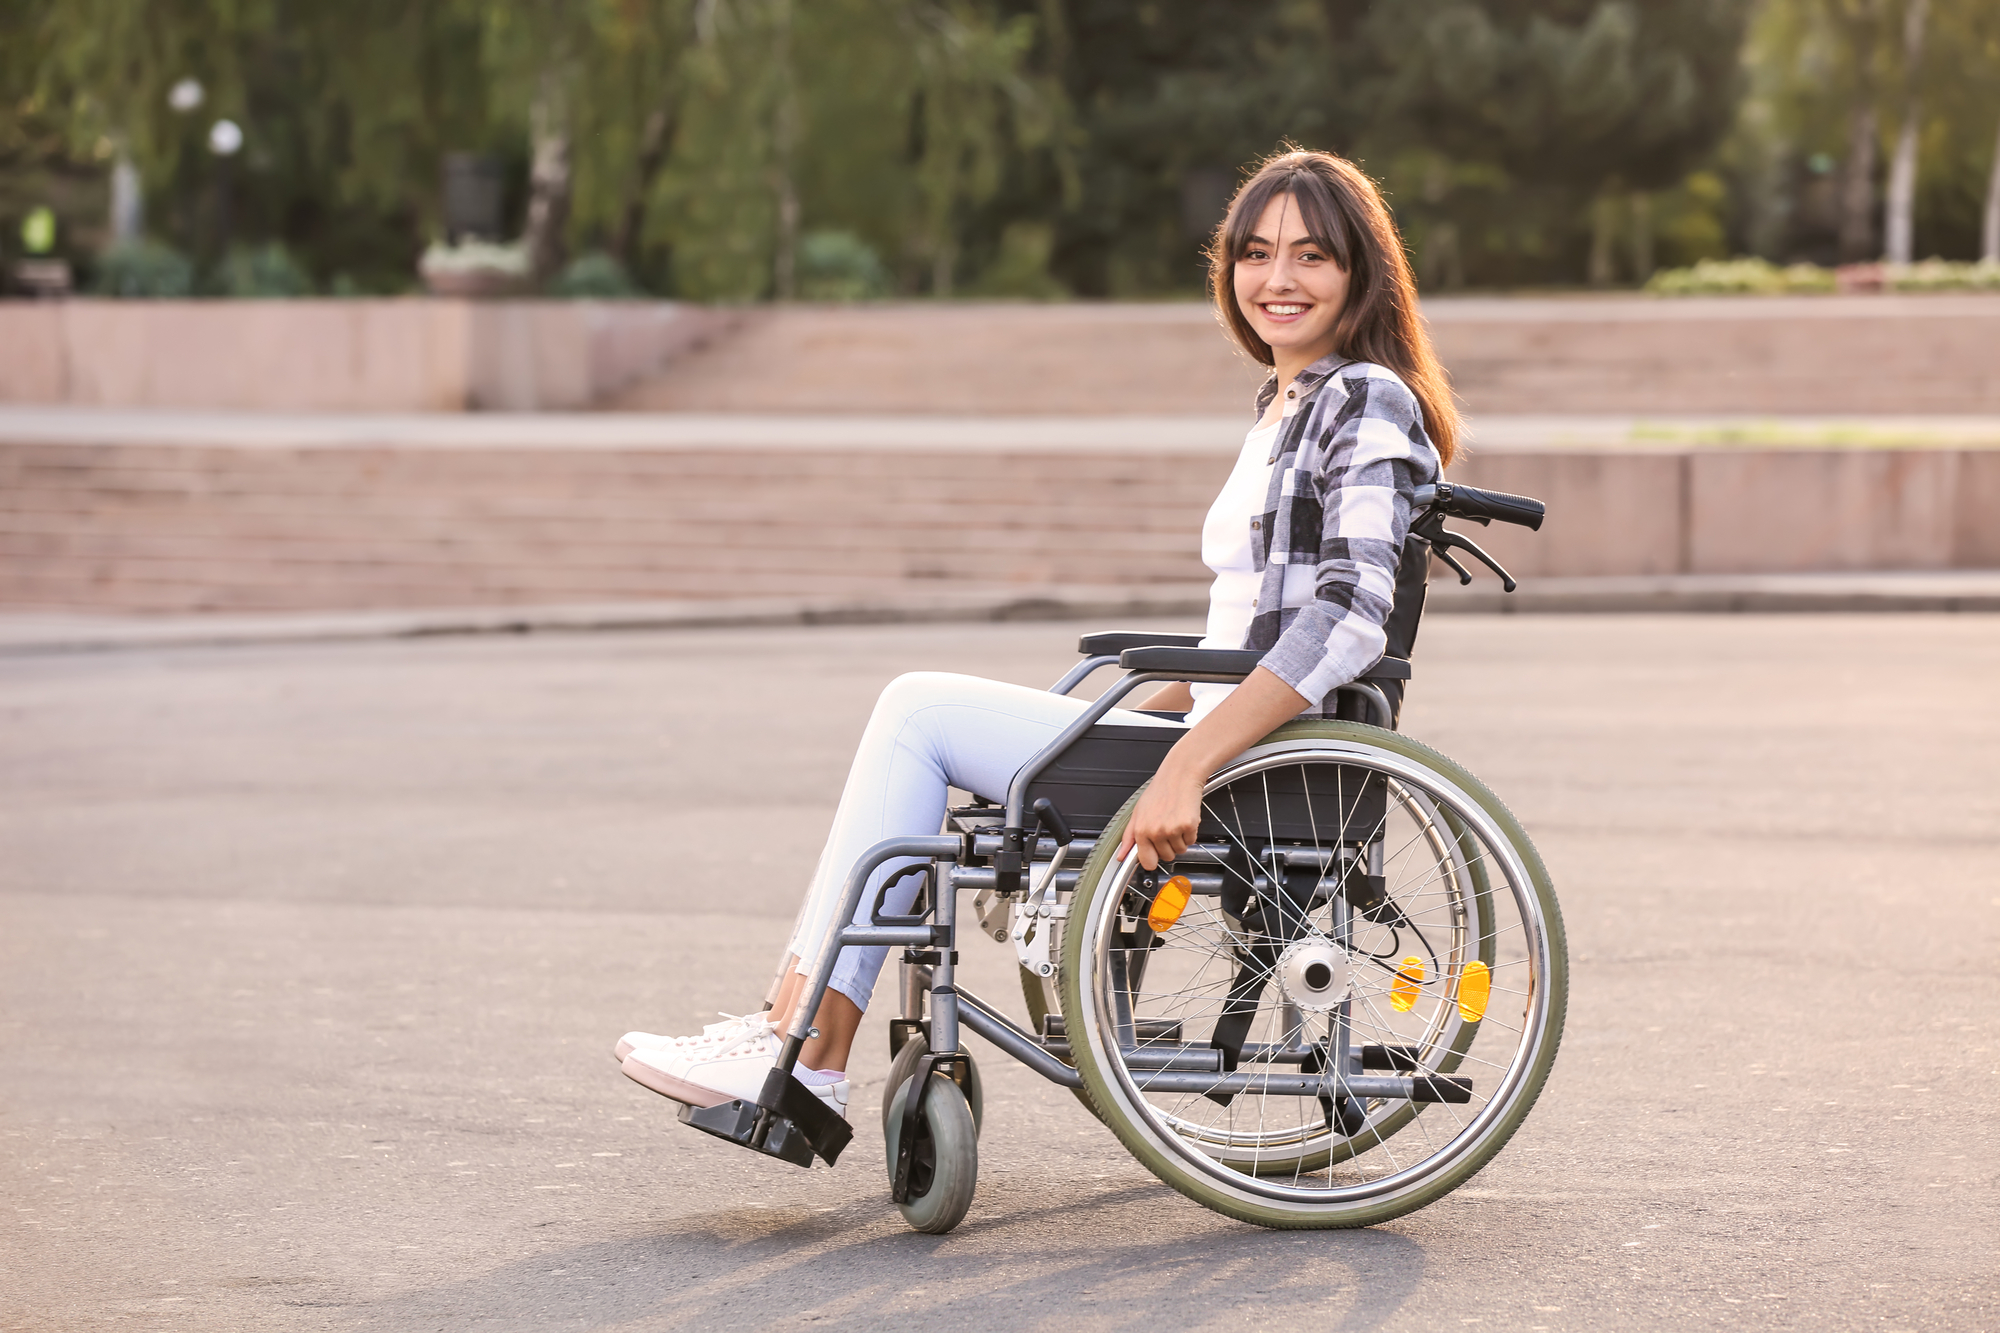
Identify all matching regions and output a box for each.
[1057,721,1566,1229]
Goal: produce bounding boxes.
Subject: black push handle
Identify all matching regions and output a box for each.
[1416,481,1546,532]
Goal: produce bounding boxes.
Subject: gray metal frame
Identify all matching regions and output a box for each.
[742,645,1411,1179]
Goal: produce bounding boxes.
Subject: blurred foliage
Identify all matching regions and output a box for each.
[549,250,643,297]
[1725,0,2000,265]
[796,230,892,301]
[1645,256,1838,293]
[91,237,194,295]
[2,0,1995,296]
[1647,254,2000,291]
[209,241,315,295]
[1882,257,2000,290]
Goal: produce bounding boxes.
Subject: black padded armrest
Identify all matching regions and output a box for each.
[1118,646,1262,676]
[1079,630,1206,657]
[1116,647,1413,682]
[1360,656,1412,681]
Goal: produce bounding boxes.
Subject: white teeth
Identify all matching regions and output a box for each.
[1265,304,1308,315]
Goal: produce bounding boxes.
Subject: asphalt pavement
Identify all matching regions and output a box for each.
[3,614,1996,1332]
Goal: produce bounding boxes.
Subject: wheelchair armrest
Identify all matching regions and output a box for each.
[1079,630,1206,657]
[1118,646,1262,677]
[1116,647,1413,682]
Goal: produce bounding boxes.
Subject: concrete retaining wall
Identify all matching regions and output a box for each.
[2,430,1993,613]
[1447,447,2000,578]
[4,294,1996,415]
[0,300,730,412]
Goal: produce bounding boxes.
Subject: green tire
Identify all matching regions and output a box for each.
[1058,720,1567,1230]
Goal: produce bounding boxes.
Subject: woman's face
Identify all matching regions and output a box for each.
[1233,192,1350,366]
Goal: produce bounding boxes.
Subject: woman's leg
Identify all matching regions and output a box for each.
[619,671,1182,1106]
[773,671,1181,1068]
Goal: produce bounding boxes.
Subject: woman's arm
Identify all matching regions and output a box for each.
[1117,665,1307,869]
[1133,681,1194,713]
[1119,370,1437,871]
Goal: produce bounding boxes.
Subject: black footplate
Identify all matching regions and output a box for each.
[678,1068,854,1169]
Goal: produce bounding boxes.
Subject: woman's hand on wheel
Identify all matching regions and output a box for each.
[1117,667,1313,871]
[1119,755,1204,871]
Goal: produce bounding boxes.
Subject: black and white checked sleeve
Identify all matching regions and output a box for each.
[1259,365,1440,703]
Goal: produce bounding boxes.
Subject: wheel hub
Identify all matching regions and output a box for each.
[1276,937,1352,1012]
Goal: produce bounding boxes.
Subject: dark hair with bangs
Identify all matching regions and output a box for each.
[1208,149,1461,468]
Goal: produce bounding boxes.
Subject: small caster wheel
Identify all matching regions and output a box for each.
[882,1033,982,1136]
[883,1071,978,1234]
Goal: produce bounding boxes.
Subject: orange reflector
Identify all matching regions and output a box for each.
[1457,960,1492,1023]
[1391,957,1424,1012]
[1147,875,1193,932]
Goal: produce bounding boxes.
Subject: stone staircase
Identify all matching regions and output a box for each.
[0,432,1230,613]
[6,293,1998,615]
[614,295,2000,416]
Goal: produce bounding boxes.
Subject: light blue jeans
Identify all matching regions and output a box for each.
[784,672,1184,1009]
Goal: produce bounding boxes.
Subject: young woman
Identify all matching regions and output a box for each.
[614,148,1462,1120]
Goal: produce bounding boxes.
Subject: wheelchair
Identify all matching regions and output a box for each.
[678,481,1568,1233]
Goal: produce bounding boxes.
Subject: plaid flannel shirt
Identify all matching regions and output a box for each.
[1244,354,1441,715]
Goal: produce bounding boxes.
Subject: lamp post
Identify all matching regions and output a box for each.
[208,117,242,263]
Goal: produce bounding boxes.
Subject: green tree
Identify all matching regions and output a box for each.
[1365,0,1752,284]
[1733,0,2000,263]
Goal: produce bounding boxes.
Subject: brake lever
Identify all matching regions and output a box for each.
[1432,544,1474,586]
[1433,530,1519,593]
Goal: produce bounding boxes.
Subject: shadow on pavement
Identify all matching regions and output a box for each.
[341,1186,1429,1331]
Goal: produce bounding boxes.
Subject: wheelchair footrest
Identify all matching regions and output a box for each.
[676,1070,856,1170]
[678,1099,817,1169]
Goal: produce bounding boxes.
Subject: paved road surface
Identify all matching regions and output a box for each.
[3,615,1996,1331]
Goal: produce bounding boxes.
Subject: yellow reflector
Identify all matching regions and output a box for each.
[1391,957,1424,1012]
[1147,875,1193,932]
[1457,960,1492,1023]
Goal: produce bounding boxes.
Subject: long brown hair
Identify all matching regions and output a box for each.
[1208,149,1461,468]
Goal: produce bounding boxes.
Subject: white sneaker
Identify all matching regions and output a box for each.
[622,1039,849,1121]
[613,1011,774,1064]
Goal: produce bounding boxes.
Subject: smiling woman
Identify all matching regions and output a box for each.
[1116,149,1463,869]
[1212,151,1461,467]
[614,148,1466,1189]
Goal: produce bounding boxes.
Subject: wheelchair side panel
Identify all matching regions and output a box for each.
[1024,722,1388,843]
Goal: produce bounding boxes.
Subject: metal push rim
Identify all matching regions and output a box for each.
[1077,735,1554,1207]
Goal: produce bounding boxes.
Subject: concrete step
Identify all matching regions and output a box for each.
[3,408,1996,615]
[611,295,2000,416]
[6,569,1999,658]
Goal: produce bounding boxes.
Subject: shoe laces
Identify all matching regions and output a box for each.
[654,1011,772,1049]
[706,1012,781,1059]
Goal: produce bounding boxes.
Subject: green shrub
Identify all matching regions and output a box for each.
[549,251,642,297]
[1885,259,2000,292]
[798,230,890,300]
[1648,256,2000,296]
[92,240,195,297]
[1644,257,1835,295]
[211,243,315,297]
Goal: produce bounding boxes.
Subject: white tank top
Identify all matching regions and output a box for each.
[1187,418,1282,725]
